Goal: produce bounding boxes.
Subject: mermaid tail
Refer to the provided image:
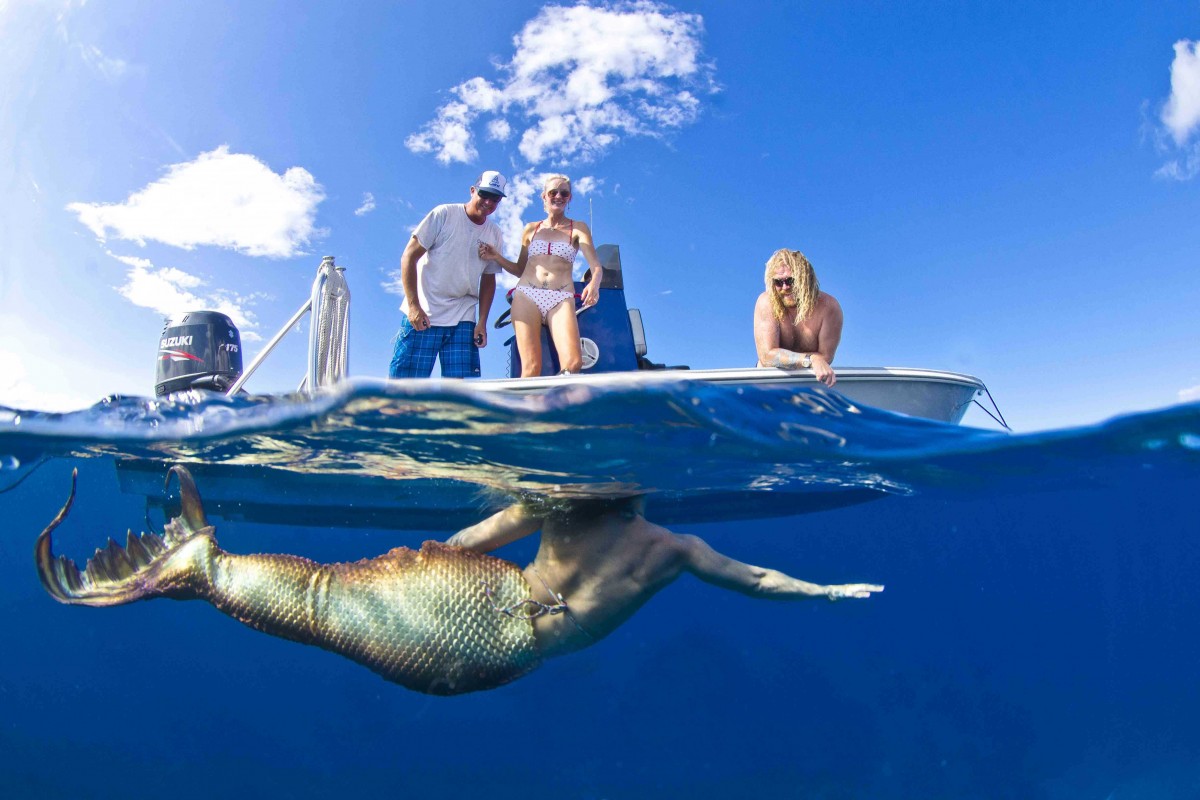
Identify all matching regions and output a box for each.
[36,467,541,695]
[36,467,218,606]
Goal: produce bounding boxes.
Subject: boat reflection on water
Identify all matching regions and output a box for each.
[91,375,1000,532]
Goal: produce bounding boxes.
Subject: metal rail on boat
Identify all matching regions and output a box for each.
[226,256,350,396]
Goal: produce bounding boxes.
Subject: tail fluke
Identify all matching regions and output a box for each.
[167,464,210,535]
[35,466,215,607]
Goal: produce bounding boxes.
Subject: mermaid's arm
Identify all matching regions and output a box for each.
[674,533,883,601]
[446,504,541,553]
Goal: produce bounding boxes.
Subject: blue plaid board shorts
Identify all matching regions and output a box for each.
[389,317,481,379]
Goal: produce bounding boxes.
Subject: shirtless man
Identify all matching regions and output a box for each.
[754,249,844,387]
[36,468,882,695]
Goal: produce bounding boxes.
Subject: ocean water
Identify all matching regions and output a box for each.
[1,379,1198,799]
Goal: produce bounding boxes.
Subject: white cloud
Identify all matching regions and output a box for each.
[67,146,325,258]
[1154,148,1200,181]
[1154,40,1200,181]
[381,271,406,298]
[1162,40,1200,145]
[406,0,717,166]
[0,350,95,413]
[487,119,513,142]
[354,192,377,216]
[109,252,263,341]
[1179,385,1200,403]
[53,4,134,83]
[407,101,478,163]
[76,43,129,81]
[573,175,601,195]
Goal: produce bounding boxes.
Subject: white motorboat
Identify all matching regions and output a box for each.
[154,248,1005,428]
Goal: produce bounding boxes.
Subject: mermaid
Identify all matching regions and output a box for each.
[36,467,882,695]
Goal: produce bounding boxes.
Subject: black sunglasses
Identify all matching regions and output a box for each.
[772,277,795,289]
[477,191,503,201]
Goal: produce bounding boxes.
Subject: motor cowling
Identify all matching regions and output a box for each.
[155,311,243,397]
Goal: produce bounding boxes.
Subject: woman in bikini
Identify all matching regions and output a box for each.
[479,174,604,376]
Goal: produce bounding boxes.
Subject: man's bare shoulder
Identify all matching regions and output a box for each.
[815,292,843,318]
[753,291,775,317]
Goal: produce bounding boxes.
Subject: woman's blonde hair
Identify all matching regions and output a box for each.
[764,249,819,324]
[540,173,566,214]
[542,174,571,193]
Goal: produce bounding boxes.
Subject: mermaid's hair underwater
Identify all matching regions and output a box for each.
[516,492,642,523]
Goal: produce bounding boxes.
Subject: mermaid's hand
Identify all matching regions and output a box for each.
[825,583,884,601]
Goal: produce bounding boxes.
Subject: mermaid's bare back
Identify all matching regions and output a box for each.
[36,468,541,696]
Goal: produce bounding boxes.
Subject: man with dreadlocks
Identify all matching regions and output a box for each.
[753,248,843,387]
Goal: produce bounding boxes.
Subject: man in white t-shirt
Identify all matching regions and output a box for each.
[390,171,508,378]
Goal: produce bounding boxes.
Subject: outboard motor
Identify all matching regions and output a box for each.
[155,311,243,396]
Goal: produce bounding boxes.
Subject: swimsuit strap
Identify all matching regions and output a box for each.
[531,219,570,241]
[531,564,592,640]
[483,579,566,620]
[483,565,592,640]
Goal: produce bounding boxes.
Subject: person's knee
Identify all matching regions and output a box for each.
[520,356,542,377]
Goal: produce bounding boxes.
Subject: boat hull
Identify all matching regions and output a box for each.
[473,367,985,425]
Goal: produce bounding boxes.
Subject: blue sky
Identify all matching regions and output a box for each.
[1,0,1197,431]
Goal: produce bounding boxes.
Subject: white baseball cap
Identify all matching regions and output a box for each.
[474,170,508,197]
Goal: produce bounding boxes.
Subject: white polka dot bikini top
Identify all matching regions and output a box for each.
[527,220,578,261]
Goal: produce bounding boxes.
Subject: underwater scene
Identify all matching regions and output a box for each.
[2,379,1198,799]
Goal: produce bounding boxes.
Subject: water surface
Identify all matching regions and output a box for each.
[2,380,1197,798]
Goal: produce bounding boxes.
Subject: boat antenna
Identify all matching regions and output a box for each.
[589,196,593,231]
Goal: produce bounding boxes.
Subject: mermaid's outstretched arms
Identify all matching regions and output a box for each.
[674,533,883,601]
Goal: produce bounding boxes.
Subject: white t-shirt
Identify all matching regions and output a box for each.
[400,204,503,327]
